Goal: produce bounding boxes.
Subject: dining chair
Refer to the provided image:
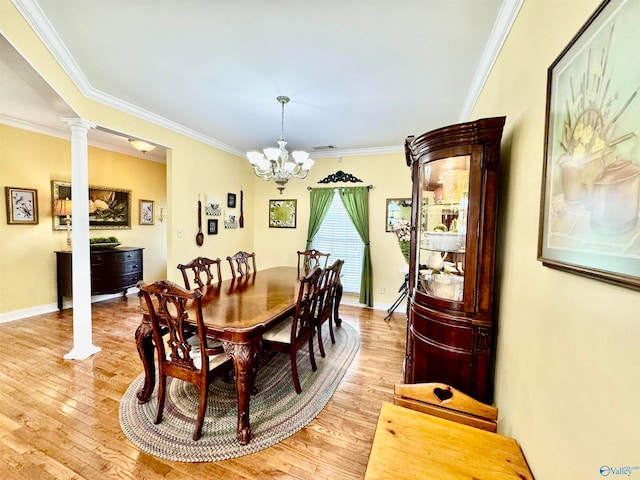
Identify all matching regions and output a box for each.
[226,251,257,279]
[261,267,323,394]
[296,249,331,276]
[315,259,344,357]
[177,256,222,289]
[393,382,498,432]
[138,280,233,440]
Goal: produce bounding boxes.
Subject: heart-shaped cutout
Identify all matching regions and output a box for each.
[433,387,453,403]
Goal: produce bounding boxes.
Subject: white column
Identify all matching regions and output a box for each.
[62,117,101,360]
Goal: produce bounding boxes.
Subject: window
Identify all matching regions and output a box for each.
[313,194,363,294]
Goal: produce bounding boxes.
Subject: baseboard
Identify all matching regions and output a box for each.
[0,288,139,324]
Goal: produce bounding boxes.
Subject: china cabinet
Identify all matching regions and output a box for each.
[404,117,505,403]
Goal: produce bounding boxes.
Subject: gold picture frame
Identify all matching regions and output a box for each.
[385,198,412,232]
[52,180,131,230]
[139,199,154,225]
[5,186,38,224]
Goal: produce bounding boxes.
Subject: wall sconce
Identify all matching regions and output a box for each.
[128,138,156,154]
[158,207,166,223]
[53,198,73,247]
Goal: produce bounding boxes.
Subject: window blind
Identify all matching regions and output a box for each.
[313,194,363,294]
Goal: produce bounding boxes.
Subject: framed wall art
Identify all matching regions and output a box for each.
[538,0,640,290]
[139,199,154,225]
[52,180,132,230]
[227,193,237,208]
[205,195,222,216]
[208,218,218,235]
[224,209,238,229]
[269,199,297,228]
[5,186,38,224]
[385,198,412,232]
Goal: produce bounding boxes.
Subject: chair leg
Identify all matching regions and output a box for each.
[155,374,167,425]
[308,337,317,372]
[328,311,336,345]
[194,381,209,441]
[291,350,302,394]
[317,322,326,358]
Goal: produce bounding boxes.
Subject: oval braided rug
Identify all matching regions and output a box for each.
[119,321,359,462]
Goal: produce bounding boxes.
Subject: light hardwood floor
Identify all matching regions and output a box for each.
[0,296,407,479]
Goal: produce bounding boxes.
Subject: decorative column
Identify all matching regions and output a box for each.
[62,117,101,360]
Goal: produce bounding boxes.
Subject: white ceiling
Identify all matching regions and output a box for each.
[1,0,521,162]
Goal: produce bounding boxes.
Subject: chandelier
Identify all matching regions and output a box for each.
[247,96,314,194]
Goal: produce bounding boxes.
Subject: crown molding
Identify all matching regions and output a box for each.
[12,0,245,159]
[310,144,404,159]
[458,0,524,121]
[0,114,166,163]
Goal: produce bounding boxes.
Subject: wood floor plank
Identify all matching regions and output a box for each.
[0,296,407,479]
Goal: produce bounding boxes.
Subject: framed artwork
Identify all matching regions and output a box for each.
[538,0,640,290]
[52,180,132,230]
[269,199,297,228]
[385,198,412,232]
[227,193,237,208]
[139,199,154,225]
[224,209,238,229]
[5,186,38,224]
[208,218,218,235]
[205,195,222,216]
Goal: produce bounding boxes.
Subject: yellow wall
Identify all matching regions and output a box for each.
[0,124,166,315]
[165,141,256,283]
[252,152,412,306]
[472,1,640,478]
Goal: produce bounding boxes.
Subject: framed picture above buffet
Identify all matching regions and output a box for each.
[52,180,132,230]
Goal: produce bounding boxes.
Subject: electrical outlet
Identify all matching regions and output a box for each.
[380,287,385,294]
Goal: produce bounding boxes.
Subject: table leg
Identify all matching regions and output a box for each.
[135,314,155,403]
[222,338,262,445]
[222,338,261,445]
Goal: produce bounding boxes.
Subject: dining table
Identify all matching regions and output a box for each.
[134,266,342,445]
[364,402,534,479]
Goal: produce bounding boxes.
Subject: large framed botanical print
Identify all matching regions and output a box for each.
[538,0,640,290]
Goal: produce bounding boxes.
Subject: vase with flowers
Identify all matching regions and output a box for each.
[391,218,411,263]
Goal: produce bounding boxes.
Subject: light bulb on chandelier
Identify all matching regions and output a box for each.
[246,96,314,194]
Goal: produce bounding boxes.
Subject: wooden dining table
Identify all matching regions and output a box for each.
[364,402,534,479]
[134,266,342,445]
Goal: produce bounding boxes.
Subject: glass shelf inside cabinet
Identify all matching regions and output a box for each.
[417,155,470,301]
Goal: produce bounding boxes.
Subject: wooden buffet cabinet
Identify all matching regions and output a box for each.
[404,117,505,403]
[55,247,143,310]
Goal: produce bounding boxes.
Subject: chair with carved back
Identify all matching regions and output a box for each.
[261,267,323,394]
[226,251,257,279]
[297,249,331,276]
[177,256,222,290]
[138,280,233,440]
[315,259,344,357]
[393,382,498,433]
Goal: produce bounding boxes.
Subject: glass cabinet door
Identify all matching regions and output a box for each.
[415,154,470,301]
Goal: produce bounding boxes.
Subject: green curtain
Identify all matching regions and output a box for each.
[306,188,335,249]
[338,186,372,307]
